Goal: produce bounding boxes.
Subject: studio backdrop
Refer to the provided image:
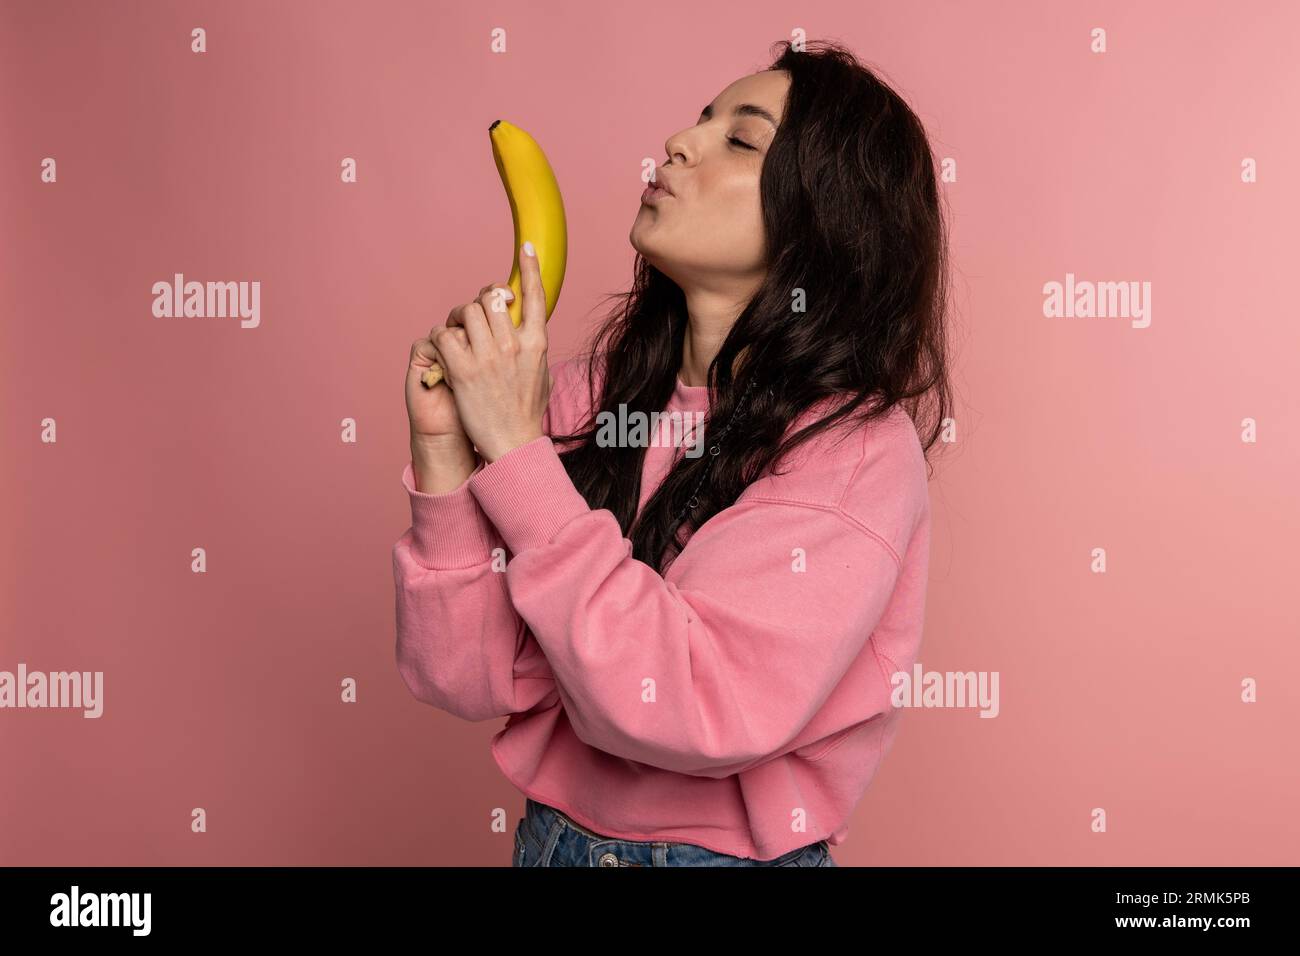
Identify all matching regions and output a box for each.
[2,0,1296,866]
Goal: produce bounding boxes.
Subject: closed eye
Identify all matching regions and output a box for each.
[728,136,756,151]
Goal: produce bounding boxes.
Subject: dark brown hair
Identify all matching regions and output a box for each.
[551,38,953,574]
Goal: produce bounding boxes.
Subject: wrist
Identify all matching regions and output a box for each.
[410,453,480,497]
[480,429,544,464]
[411,432,475,461]
[411,436,478,490]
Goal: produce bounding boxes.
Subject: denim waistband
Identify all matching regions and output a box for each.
[527,797,611,840]
[519,796,834,866]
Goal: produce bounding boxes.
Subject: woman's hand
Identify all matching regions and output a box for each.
[429,243,551,463]
[406,326,472,448]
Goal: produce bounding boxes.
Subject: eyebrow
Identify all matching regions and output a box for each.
[699,101,779,128]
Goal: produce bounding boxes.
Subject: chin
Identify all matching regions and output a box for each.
[628,222,655,259]
[629,223,679,282]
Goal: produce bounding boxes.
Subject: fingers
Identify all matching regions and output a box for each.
[427,326,471,380]
[518,241,546,341]
[453,305,494,361]
[422,326,471,355]
[429,271,539,383]
[445,281,513,356]
[409,336,440,369]
[478,283,516,344]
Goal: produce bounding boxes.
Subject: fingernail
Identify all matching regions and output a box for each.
[522,240,535,258]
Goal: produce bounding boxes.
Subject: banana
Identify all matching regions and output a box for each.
[421,119,567,388]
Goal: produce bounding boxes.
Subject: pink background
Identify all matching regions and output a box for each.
[3,0,1297,866]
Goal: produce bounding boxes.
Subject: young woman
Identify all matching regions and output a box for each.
[396,39,952,867]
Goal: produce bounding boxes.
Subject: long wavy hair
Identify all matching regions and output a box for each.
[550,38,953,575]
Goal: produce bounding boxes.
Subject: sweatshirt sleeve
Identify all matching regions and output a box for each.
[391,391,569,722]
[465,432,913,778]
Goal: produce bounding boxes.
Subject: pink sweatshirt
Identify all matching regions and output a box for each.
[392,354,931,860]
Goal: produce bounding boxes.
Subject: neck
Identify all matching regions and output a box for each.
[677,281,760,387]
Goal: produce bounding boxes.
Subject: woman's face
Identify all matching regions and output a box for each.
[629,69,789,289]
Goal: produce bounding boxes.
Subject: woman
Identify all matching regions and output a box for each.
[395,39,952,867]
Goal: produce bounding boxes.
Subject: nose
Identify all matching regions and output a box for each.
[663,129,693,170]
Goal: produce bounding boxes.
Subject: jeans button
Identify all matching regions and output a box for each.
[597,852,619,867]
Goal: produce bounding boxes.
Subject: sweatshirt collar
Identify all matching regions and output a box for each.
[670,374,710,412]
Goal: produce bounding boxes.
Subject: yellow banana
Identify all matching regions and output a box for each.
[421,119,567,388]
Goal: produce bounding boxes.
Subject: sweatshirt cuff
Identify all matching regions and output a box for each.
[401,459,498,569]
[468,436,593,556]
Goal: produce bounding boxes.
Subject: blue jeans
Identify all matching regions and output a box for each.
[512,797,838,867]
